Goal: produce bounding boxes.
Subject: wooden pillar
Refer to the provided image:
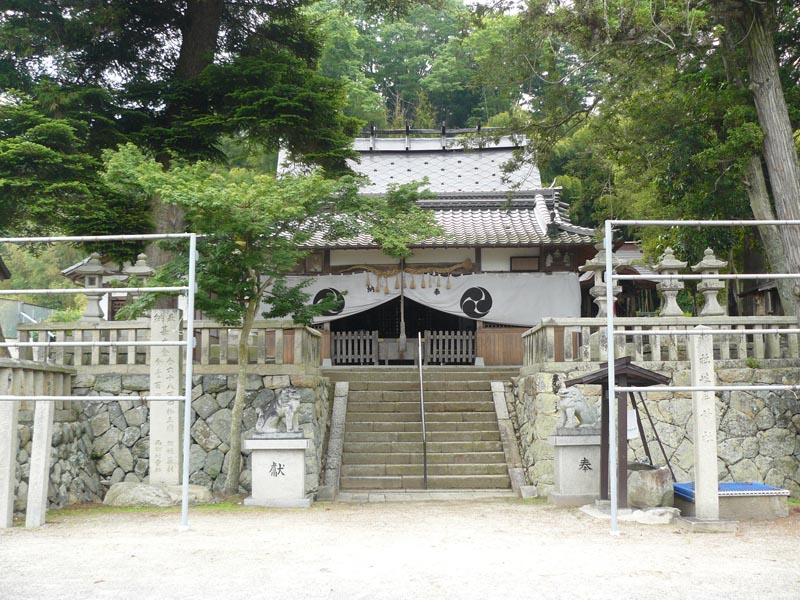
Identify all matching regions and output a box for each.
[617,373,628,509]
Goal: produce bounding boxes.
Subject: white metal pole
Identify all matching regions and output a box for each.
[180,234,198,530]
[604,220,619,535]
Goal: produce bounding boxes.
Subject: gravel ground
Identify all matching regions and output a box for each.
[1,499,799,600]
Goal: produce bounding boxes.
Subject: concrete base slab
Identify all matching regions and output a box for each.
[674,494,788,521]
[677,517,738,533]
[548,492,599,507]
[244,497,312,508]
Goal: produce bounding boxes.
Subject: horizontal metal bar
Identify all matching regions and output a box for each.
[612,328,800,336]
[0,395,184,402]
[613,273,800,281]
[0,286,187,296]
[1,233,199,243]
[0,340,186,347]
[609,219,800,227]
[616,385,800,393]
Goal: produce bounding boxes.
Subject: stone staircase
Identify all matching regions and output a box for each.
[324,367,518,491]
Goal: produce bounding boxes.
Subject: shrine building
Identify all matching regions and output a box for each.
[283,128,596,366]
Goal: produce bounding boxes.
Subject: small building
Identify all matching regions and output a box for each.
[283,128,596,365]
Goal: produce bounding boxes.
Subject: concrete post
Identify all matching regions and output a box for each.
[149,309,183,485]
[25,370,56,528]
[0,367,19,528]
[688,325,719,520]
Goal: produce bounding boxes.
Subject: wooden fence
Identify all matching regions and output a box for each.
[423,330,476,365]
[331,331,379,365]
[522,316,800,366]
[17,320,321,368]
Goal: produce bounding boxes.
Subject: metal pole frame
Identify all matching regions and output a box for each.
[603,218,800,535]
[0,232,199,530]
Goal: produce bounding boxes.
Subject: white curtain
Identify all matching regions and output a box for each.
[281,271,581,327]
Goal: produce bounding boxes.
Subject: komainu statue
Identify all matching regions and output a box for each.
[255,387,301,434]
[557,387,599,429]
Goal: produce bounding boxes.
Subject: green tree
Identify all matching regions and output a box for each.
[106,144,440,495]
[486,1,799,311]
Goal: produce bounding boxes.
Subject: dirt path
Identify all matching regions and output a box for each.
[1,499,798,600]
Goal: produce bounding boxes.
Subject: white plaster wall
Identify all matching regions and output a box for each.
[406,248,475,264]
[482,248,541,272]
[330,248,475,267]
[330,250,392,266]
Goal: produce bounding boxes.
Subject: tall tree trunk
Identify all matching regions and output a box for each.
[744,155,796,315]
[175,0,226,80]
[149,0,226,304]
[222,295,258,495]
[738,3,800,315]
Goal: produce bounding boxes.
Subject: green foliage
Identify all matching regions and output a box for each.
[746,357,761,370]
[0,95,152,261]
[0,1,362,171]
[46,308,82,323]
[103,145,440,325]
[0,244,85,310]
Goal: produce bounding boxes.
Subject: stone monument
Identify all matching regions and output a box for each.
[149,309,183,485]
[548,387,602,506]
[678,326,736,531]
[244,387,311,508]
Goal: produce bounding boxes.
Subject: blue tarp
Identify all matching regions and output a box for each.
[674,481,789,501]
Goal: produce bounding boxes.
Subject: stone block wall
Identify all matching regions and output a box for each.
[14,399,102,515]
[512,364,800,498]
[13,370,330,514]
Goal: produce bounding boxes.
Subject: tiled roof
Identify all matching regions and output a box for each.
[307,194,594,249]
[286,132,595,249]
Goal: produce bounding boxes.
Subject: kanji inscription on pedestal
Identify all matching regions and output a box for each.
[689,325,719,520]
[149,309,183,485]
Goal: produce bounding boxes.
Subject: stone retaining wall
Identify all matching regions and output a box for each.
[14,372,330,514]
[79,373,329,496]
[512,364,800,498]
[14,400,102,514]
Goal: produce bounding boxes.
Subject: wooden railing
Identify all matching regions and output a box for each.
[424,330,476,365]
[17,320,322,368]
[522,316,800,366]
[331,331,379,365]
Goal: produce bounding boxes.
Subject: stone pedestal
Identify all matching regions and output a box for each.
[244,436,311,508]
[548,428,601,507]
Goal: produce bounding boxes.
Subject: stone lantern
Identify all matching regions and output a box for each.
[122,253,154,285]
[579,239,626,317]
[691,248,728,316]
[654,247,687,317]
[74,253,106,321]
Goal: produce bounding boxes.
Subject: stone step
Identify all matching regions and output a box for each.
[346,411,497,423]
[342,451,507,465]
[347,380,493,392]
[344,430,501,443]
[339,474,512,490]
[346,420,500,433]
[348,390,492,403]
[324,369,515,383]
[341,463,509,477]
[342,440,503,454]
[346,400,495,413]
